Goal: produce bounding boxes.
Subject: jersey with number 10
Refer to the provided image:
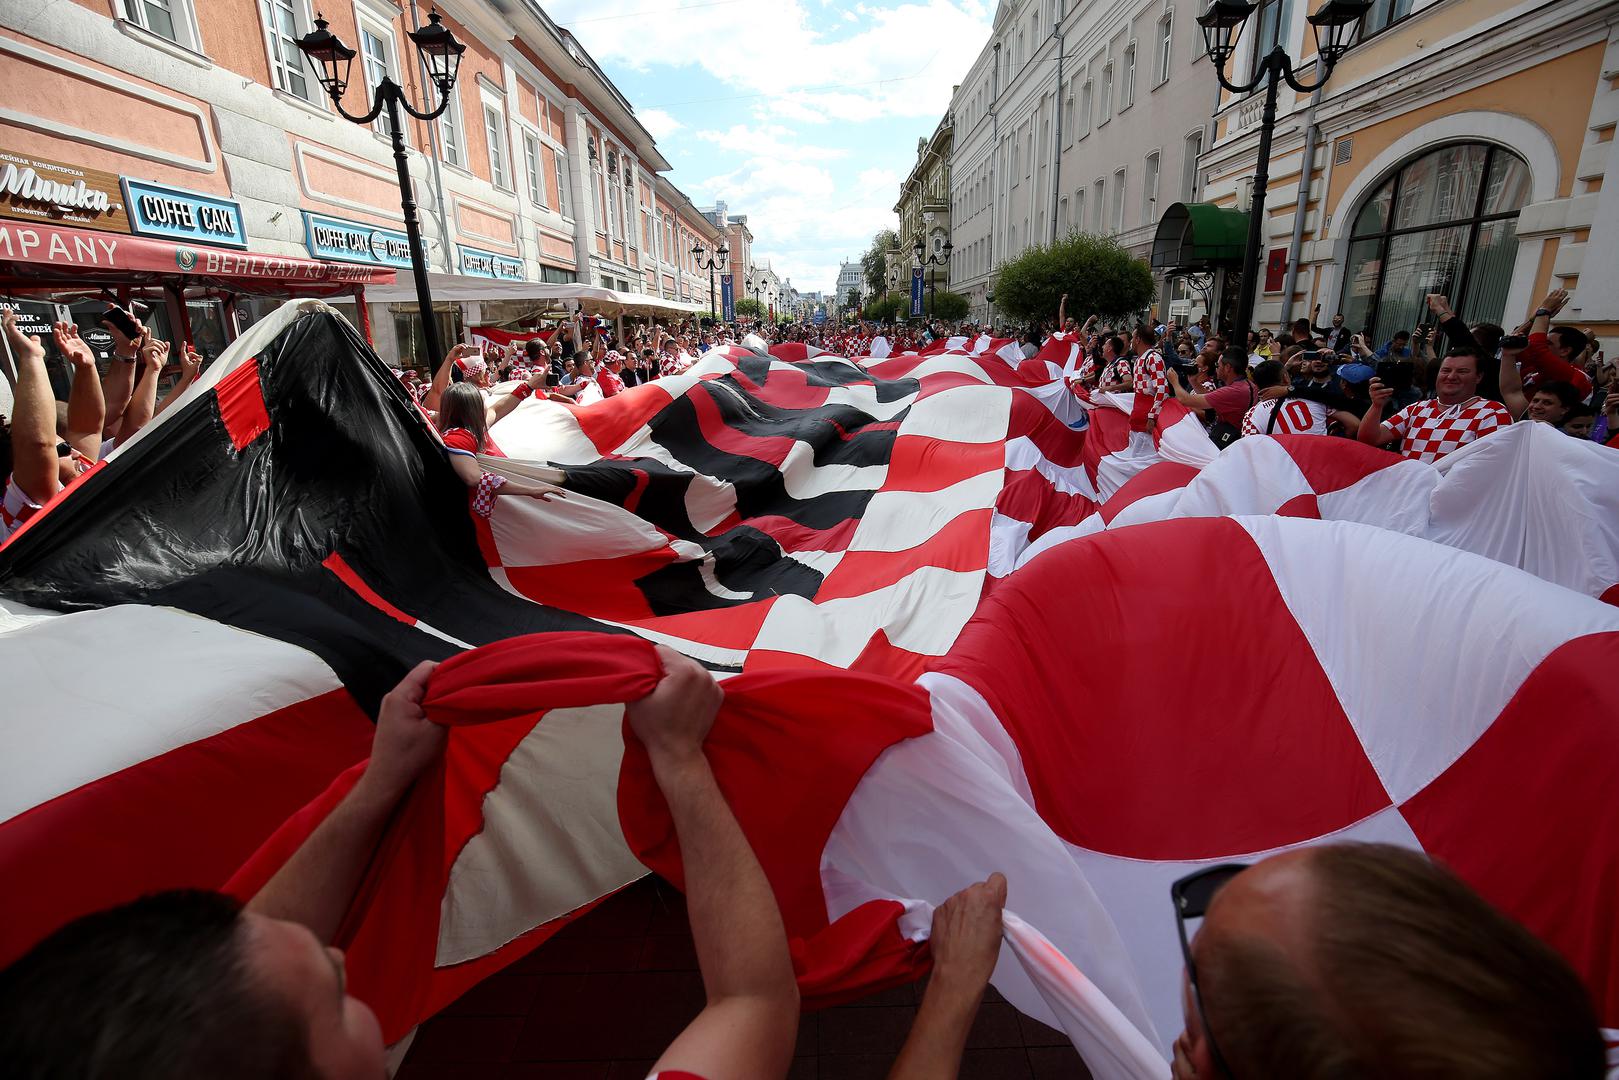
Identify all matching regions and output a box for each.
[1241,397,1331,437]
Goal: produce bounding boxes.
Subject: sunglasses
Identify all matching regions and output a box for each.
[1171,863,1250,1078]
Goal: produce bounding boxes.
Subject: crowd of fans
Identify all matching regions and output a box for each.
[0,290,1613,1077]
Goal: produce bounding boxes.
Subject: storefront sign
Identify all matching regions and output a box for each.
[720,273,735,321]
[302,212,413,269]
[457,245,525,280]
[0,219,396,286]
[123,179,246,249]
[0,150,128,233]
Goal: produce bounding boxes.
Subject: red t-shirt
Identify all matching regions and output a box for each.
[440,427,506,458]
[1202,379,1258,428]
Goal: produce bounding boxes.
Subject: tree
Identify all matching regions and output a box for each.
[930,290,970,322]
[862,229,898,295]
[844,288,861,311]
[992,231,1155,325]
[734,298,765,320]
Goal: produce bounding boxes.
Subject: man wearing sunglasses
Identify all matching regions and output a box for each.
[1170,843,1601,1078]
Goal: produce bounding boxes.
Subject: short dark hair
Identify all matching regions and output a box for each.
[524,338,545,357]
[1392,330,1411,342]
[1441,346,1485,376]
[1133,325,1156,348]
[1470,322,1504,355]
[1201,844,1603,1079]
[1531,380,1580,411]
[1250,359,1285,390]
[1220,347,1250,377]
[0,890,316,1079]
[1549,325,1589,356]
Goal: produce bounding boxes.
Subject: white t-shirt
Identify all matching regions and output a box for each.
[1242,396,1332,437]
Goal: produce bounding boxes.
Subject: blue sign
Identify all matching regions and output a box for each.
[457,244,525,280]
[302,212,413,268]
[720,273,735,321]
[910,267,924,318]
[122,179,246,249]
[812,308,827,326]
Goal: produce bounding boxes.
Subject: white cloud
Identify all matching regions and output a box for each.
[637,108,684,141]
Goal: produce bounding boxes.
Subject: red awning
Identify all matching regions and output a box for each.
[0,219,396,296]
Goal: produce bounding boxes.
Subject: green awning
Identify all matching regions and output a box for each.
[1151,202,1249,270]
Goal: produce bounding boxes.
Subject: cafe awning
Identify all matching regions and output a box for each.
[0,219,396,296]
[362,274,707,317]
[1151,202,1249,270]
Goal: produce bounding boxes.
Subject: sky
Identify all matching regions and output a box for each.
[539,0,993,299]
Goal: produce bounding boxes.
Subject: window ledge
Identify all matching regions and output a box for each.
[373,130,414,153]
[439,161,479,182]
[116,19,213,68]
[274,88,333,121]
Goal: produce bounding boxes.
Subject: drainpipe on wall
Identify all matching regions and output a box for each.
[1050,25,1064,244]
[408,0,454,276]
[1278,84,1323,328]
[989,40,1001,325]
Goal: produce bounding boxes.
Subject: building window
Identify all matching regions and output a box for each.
[1122,43,1136,109]
[1359,0,1415,40]
[1183,132,1203,200]
[1157,13,1173,85]
[484,105,510,190]
[1079,78,1092,137]
[1248,0,1294,83]
[1074,188,1086,234]
[554,148,571,217]
[1058,196,1069,233]
[123,0,201,50]
[1111,167,1126,233]
[1142,152,1160,225]
[1093,178,1106,231]
[1339,143,1530,347]
[358,22,399,139]
[1100,63,1113,124]
[261,0,316,102]
[1062,82,1075,145]
[607,176,621,240]
[524,132,544,207]
[439,87,464,168]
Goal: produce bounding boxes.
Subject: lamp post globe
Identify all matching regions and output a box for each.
[1195,0,1367,345]
[296,9,465,369]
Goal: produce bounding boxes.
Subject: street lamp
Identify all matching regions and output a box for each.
[913,237,953,319]
[297,11,465,368]
[1197,0,1368,345]
[692,241,729,322]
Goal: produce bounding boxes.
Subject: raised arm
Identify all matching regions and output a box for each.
[154,344,202,420]
[486,370,548,425]
[423,343,469,415]
[249,662,444,943]
[1497,341,1528,419]
[53,323,104,461]
[1056,293,1068,329]
[98,310,142,440]
[631,647,800,1080]
[2,309,62,506]
[1357,377,1399,449]
[114,332,167,443]
[1167,367,1212,411]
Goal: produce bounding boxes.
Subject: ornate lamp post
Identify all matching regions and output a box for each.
[913,237,953,319]
[1196,0,1368,344]
[297,11,465,368]
[692,241,729,323]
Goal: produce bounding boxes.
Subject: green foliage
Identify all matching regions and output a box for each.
[734,298,765,319]
[844,288,861,310]
[993,231,1155,324]
[929,290,970,321]
[860,292,909,323]
[862,229,899,294]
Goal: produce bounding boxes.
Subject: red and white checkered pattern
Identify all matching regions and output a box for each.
[1384,395,1512,463]
[1241,396,1330,437]
[1131,348,1167,422]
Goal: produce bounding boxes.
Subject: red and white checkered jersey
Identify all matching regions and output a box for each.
[1385,395,1512,464]
[1,476,44,543]
[1132,349,1167,421]
[1242,397,1332,438]
[597,369,625,398]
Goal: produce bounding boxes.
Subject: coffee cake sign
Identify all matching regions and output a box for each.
[0,151,129,233]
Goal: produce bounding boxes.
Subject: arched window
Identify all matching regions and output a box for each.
[1339,142,1530,345]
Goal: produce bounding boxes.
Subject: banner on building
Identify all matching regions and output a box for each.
[910,267,924,318]
[721,273,735,321]
[0,150,129,234]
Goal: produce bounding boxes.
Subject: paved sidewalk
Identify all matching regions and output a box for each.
[398,876,1092,1079]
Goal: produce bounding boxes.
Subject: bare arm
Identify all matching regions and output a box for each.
[1056,293,1068,328]
[1167,369,1212,411]
[53,323,104,461]
[486,372,548,426]
[424,344,473,415]
[887,875,1007,1080]
[114,333,166,442]
[250,661,444,943]
[633,648,800,1080]
[98,313,142,440]
[1493,344,1526,418]
[154,344,201,420]
[446,453,566,500]
[2,310,62,504]
[1358,379,1398,449]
